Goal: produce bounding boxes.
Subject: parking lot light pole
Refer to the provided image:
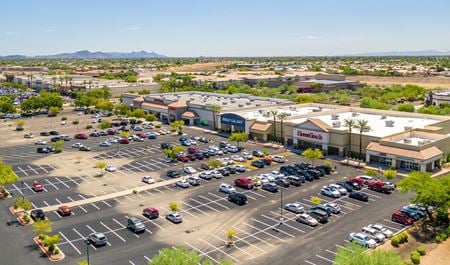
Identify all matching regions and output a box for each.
[85,239,90,265]
[280,186,283,223]
[21,181,24,200]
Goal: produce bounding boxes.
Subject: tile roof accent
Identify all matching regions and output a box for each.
[367,142,443,160]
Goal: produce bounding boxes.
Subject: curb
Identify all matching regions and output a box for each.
[34,237,65,262]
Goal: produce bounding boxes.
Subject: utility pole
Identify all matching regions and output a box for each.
[85,239,90,265]
[21,181,24,200]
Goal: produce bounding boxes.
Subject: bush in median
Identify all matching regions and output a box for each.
[416,245,426,256]
[410,251,420,264]
[391,235,400,247]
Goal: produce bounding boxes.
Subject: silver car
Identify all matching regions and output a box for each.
[361,226,386,243]
[166,212,183,223]
[285,203,305,214]
[89,232,108,247]
[296,213,318,226]
[368,223,393,238]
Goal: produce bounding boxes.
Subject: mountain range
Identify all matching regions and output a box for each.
[0,50,165,59]
[351,50,450,56]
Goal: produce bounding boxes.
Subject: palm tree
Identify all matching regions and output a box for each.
[270,110,279,140]
[277,112,289,145]
[343,118,356,158]
[209,104,222,130]
[354,119,370,159]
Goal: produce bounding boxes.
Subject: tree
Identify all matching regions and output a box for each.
[354,119,370,159]
[310,196,321,205]
[145,113,158,122]
[277,112,289,145]
[49,106,60,116]
[226,228,236,246]
[366,169,378,177]
[383,169,397,180]
[0,160,19,188]
[15,119,25,131]
[148,247,232,265]
[42,234,61,249]
[95,161,107,175]
[33,219,53,238]
[0,96,15,114]
[334,242,404,265]
[208,160,222,169]
[396,103,415,112]
[115,104,130,118]
[228,132,248,147]
[131,109,145,119]
[270,110,279,139]
[163,145,185,161]
[95,99,114,113]
[209,104,222,130]
[170,120,185,135]
[169,202,180,212]
[99,120,111,130]
[396,172,450,221]
[119,131,130,139]
[51,140,64,153]
[302,148,323,166]
[13,198,32,210]
[343,118,356,157]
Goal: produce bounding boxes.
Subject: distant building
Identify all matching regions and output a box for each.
[425,90,450,106]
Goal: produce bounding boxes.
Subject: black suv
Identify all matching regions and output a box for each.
[275,178,290,188]
[308,209,329,223]
[306,170,322,179]
[30,209,46,221]
[228,193,247,205]
[49,130,59,135]
[251,160,265,168]
[37,147,49,153]
[310,205,332,216]
[349,191,369,202]
[262,183,279,193]
[167,170,180,178]
[161,143,172,149]
[316,165,332,174]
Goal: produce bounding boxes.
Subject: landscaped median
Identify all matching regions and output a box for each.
[34,235,65,261]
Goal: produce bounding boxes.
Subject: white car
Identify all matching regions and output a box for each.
[176,179,190,188]
[187,176,201,186]
[329,184,348,195]
[260,174,275,182]
[105,165,117,172]
[210,170,222,179]
[183,167,197,174]
[362,226,386,243]
[321,186,341,198]
[219,183,236,194]
[235,165,246,172]
[222,158,234,165]
[349,232,377,248]
[35,140,47,145]
[271,171,285,178]
[99,141,111,147]
[60,121,66,125]
[166,212,183,223]
[72,142,83,148]
[285,203,304,214]
[231,155,244,162]
[296,213,318,226]
[357,175,374,184]
[368,223,393,238]
[271,155,286,163]
[108,138,118,143]
[241,152,253,160]
[142,176,155,184]
[227,145,239,153]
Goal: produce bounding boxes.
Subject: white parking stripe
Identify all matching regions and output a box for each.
[59,231,82,254]
[100,221,126,242]
[251,218,295,238]
[38,165,48,173]
[27,165,39,175]
[199,195,229,209]
[102,200,112,207]
[11,184,23,195]
[72,228,95,250]
[55,177,71,189]
[180,201,206,217]
[326,249,337,255]
[201,238,239,262]
[45,179,59,190]
[185,242,220,264]
[113,218,139,238]
[304,260,317,265]
[316,254,334,263]
[17,166,29,176]
[190,198,220,213]
[90,203,100,210]
[242,222,285,241]
[23,182,37,194]
[211,233,253,257]
[232,226,274,247]
[261,214,305,233]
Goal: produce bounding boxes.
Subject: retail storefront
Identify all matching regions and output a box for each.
[219,113,247,133]
[292,119,331,153]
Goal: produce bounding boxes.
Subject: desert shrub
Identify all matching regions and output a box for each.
[61,116,67,121]
[48,244,55,252]
[416,245,426,256]
[410,251,420,264]
[399,231,409,243]
[85,125,93,129]
[391,236,400,247]
[436,210,450,225]
[132,189,138,194]
[53,248,60,255]
[23,215,31,223]
[155,124,161,128]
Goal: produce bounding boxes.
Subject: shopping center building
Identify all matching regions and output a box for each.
[124,91,450,172]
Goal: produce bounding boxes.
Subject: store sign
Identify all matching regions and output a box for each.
[221,113,245,127]
[293,128,329,143]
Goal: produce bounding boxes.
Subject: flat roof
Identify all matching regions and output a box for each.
[239,106,330,122]
[146,91,291,111]
[289,111,440,137]
[302,79,357,84]
[395,137,435,146]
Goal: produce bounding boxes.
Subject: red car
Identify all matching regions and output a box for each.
[263,157,272,165]
[178,156,190,162]
[32,181,44,192]
[368,181,394,193]
[142,207,159,219]
[136,133,146,139]
[57,205,72,216]
[188,147,199,154]
[348,177,365,186]
[119,138,129,144]
[234,178,254,189]
[391,211,414,225]
[74,133,88,139]
[107,129,117,135]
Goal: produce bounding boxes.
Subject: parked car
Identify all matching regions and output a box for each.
[234,178,254,189]
[219,183,236,194]
[79,146,91,151]
[40,131,50,136]
[142,208,159,219]
[176,180,190,188]
[235,165,246,173]
[142,176,155,184]
[187,176,201,186]
[329,184,347,195]
[89,232,108,247]
[57,205,72,217]
[183,167,197,174]
[231,155,244,162]
[308,209,329,223]
[99,141,111,147]
[74,133,88,139]
[361,226,386,243]
[348,177,365,186]
[324,203,341,214]
[296,213,318,226]
[241,152,253,160]
[275,177,290,188]
[345,180,362,190]
[368,180,394,193]
[251,159,265,168]
[349,232,377,248]
[199,171,212,180]
[32,181,44,192]
[285,203,304,214]
[35,140,47,145]
[287,175,303,186]
[367,223,394,238]
[356,175,374,185]
[36,147,49,153]
[127,217,146,233]
[262,182,279,193]
[310,205,332,216]
[166,212,183,223]
[321,186,341,198]
[391,211,414,225]
[252,150,265,157]
[349,191,369,202]
[30,209,46,221]
[336,181,354,192]
[402,206,426,218]
[105,165,117,172]
[24,133,34,138]
[400,209,421,221]
[228,192,247,205]
[72,142,83,148]
[271,155,286,163]
[119,138,130,144]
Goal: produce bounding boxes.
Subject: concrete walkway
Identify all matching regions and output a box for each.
[38,177,181,213]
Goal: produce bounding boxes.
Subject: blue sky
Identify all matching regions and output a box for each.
[1,0,449,56]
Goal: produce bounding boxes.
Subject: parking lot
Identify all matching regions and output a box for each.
[0,109,415,265]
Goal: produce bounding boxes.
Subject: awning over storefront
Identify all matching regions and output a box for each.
[250,122,272,132]
[181,111,198,119]
[142,102,168,111]
[366,142,443,161]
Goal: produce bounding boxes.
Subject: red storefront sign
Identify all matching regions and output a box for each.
[296,130,323,140]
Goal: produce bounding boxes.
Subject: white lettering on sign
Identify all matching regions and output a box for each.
[297,131,322,140]
[293,128,329,143]
[221,117,244,125]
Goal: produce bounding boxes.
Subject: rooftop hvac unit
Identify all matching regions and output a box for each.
[385,120,395,127]
[417,140,424,145]
[331,114,339,120]
[332,121,341,128]
[222,102,228,105]
[404,126,413,131]
[312,108,322,112]
[231,100,236,103]
[403,139,412,144]
[352,112,359,117]
[238,104,244,107]
[246,102,251,105]
[423,139,432,144]
[380,114,387,119]
[256,104,261,107]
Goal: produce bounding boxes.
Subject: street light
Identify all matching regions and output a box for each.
[274,186,284,232]
[21,181,24,200]
[84,239,90,265]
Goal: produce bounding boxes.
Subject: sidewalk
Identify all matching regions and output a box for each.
[38,177,181,213]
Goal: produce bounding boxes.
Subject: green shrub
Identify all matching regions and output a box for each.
[436,210,450,225]
[155,124,161,128]
[435,235,443,243]
[391,236,400,247]
[399,231,409,243]
[85,125,93,129]
[61,116,67,121]
[132,189,138,194]
[410,251,420,264]
[23,215,30,223]
[53,248,60,255]
[416,245,426,256]
[48,244,55,252]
